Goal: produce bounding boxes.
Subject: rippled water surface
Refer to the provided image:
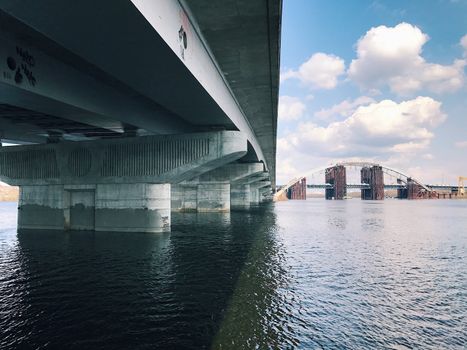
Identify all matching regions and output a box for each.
[0,199,466,349]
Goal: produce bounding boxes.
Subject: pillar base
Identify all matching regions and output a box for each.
[197,182,230,212]
[18,183,170,233]
[231,184,251,210]
[171,184,198,212]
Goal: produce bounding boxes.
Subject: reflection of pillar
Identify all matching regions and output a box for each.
[325,166,346,200]
[361,166,384,200]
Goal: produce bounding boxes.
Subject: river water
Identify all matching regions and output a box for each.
[0,199,466,349]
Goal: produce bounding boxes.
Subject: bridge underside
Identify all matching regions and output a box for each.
[0,0,281,232]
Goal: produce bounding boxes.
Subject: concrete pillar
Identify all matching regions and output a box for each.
[18,185,68,230]
[259,187,273,202]
[231,184,251,210]
[197,182,230,212]
[171,184,197,212]
[250,188,260,205]
[18,183,171,232]
[95,184,170,233]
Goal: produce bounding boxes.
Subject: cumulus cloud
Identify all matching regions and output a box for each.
[278,96,306,121]
[461,34,467,57]
[281,53,345,89]
[348,23,466,95]
[314,96,375,120]
[278,96,445,159]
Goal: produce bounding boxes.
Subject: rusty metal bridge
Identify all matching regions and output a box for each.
[275,162,464,201]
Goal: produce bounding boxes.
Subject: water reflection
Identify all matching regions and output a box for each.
[1,199,466,349]
[0,204,292,349]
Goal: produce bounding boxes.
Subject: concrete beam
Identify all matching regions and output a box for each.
[238,172,270,185]
[0,131,247,186]
[250,181,271,190]
[196,163,264,183]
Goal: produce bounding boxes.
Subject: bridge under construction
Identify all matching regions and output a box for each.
[275,162,465,201]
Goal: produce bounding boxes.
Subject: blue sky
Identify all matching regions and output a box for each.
[277,0,467,185]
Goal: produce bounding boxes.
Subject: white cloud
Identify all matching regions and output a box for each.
[348,23,466,95]
[422,153,434,160]
[314,96,375,120]
[281,53,345,89]
[278,96,445,161]
[456,140,467,148]
[461,34,467,57]
[278,96,306,121]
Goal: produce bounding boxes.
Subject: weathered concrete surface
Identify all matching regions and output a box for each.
[19,183,171,232]
[171,184,197,212]
[259,187,273,202]
[18,185,67,230]
[250,188,260,205]
[196,183,230,212]
[231,184,251,210]
[69,190,95,230]
[95,184,170,233]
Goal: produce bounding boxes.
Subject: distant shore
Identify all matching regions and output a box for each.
[0,186,19,202]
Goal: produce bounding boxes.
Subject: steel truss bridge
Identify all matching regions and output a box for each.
[276,161,461,200]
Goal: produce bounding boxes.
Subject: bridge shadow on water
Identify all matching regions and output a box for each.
[1,203,294,349]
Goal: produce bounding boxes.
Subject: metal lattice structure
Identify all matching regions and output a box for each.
[304,161,432,191]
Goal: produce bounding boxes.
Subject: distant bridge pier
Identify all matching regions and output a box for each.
[361,166,384,200]
[406,178,437,199]
[325,165,346,200]
[286,178,306,200]
[1,131,248,232]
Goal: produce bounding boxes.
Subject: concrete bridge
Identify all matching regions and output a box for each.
[0,0,281,232]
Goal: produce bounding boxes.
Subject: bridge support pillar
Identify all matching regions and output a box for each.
[196,182,230,212]
[95,184,170,232]
[231,184,251,210]
[171,184,198,212]
[259,187,273,202]
[250,188,260,205]
[361,166,384,200]
[18,183,171,232]
[325,165,346,200]
[18,185,70,231]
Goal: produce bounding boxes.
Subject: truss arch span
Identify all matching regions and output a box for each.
[303,161,430,191]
